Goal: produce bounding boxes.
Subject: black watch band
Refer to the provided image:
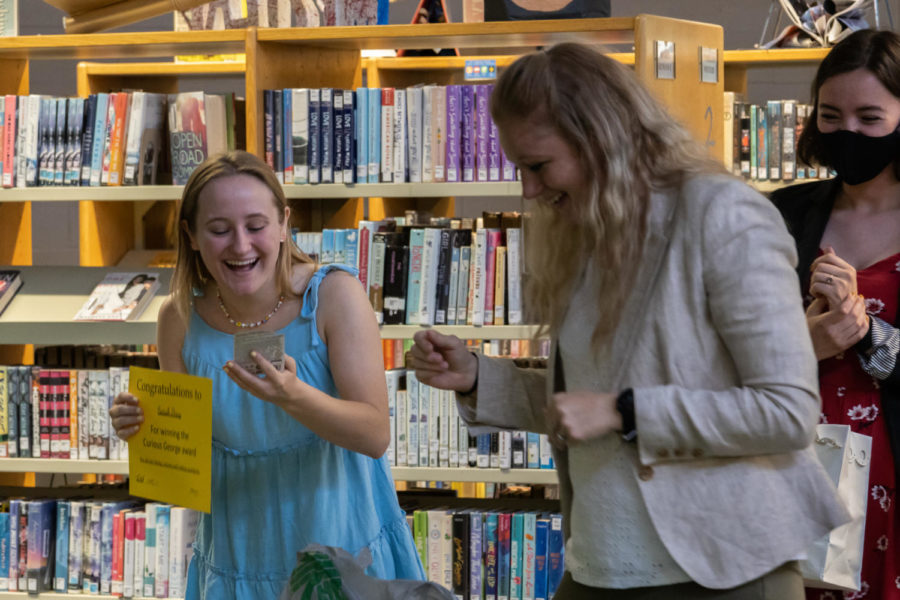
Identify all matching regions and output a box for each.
[616,388,637,442]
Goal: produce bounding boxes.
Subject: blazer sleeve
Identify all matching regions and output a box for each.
[455,353,549,435]
[635,181,821,464]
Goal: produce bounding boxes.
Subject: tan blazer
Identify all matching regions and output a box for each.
[458,174,849,589]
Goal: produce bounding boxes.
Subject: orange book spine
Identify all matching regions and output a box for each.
[106,92,130,186]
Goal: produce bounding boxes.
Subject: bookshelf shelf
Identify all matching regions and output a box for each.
[0,594,173,600]
[0,182,522,203]
[0,266,536,343]
[393,467,558,484]
[0,459,558,484]
[722,48,830,66]
[380,325,538,340]
[0,458,129,475]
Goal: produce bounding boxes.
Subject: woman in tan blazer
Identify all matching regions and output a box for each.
[408,42,848,599]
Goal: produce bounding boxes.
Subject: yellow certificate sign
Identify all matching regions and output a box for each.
[128,366,212,513]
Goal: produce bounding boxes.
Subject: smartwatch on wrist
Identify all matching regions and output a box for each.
[616,388,637,442]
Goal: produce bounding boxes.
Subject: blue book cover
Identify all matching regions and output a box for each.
[67,501,84,591]
[342,90,354,182]
[333,227,346,265]
[65,97,85,185]
[26,499,56,593]
[89,93,109,187]
[469,511,483,600]
[320,229,335,264]
[483,513,498,600]
[476,433,491,468]
[497,513,511,600]
[8,499,19,591]
[510,513,524,600]
[320,88,334,183]
[54,501,69,592]
[367,87,381,183]
[343,229,359,271]
[333,89,343,183]
[0,511,9,590]
[546,514,564,598]
[54,97,67,185]
[79,94,98,186]
[355,87,368,182]
[533,518,549,600]
[282,89,293,183]
[308,88,321,184]
[522,513,536,600]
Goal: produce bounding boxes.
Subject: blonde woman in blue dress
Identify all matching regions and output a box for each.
[110,150,424,599]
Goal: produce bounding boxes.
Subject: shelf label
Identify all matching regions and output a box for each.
[465,59,498,81]
[700,46,718,83]
[655,40,675,80]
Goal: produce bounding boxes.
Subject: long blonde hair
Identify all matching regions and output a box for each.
[491,43,723,347]
[170,150,312,321]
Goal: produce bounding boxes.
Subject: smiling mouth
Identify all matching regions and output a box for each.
[225,258,259,271]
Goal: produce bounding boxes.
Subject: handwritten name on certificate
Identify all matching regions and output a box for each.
[128,366,212,513]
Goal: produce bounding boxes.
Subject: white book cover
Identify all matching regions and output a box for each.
[439,511,454,591]
[438,389,450,467]
[425,510,445,583]
[15,94,27,189]
[67,501,84,592]
[333,90,343,184]
[428,386,440,467]
[355,87,368,182]
[380,87,394,182]
[448,395,459,468]
[406,370,419,467]
[499,430,512,470]
[395,388,408,467]
[418,381,429,468]
[421,85,435,183]
[73,272,160,322]
[168,507,199,600]
[392,88,407,183]
[432,86,446,183]
[384,369,399,465]
[24,94,41,187]
[77,370,90,459]
[406,86,423,183]
[142,503,157,598]
[87,370,107,460]
[418,227,441,326]
[291,88,309,184]
[506,228,523,325]
[471,229,487,327]
[154,505,170,598]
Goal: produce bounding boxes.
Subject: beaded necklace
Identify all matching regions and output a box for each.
[216,287,285,328]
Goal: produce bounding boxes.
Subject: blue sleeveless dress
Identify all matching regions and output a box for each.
[182,264,424,599]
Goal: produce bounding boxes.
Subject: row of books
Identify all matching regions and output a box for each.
[294,219,524,327]
[410,509,564,600]
[0,499,198,596]
[0,91,240,189]
[380,338,551,373]
[723,94,834,183]
[0,366,129,461]
[263,84,517,185]
[385,368,554,471]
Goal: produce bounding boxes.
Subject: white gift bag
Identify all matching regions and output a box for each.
[799,424,872,591]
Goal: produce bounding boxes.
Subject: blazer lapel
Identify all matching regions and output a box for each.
[603,187,679,389]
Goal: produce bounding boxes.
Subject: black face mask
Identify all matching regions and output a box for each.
[820,129,900,185]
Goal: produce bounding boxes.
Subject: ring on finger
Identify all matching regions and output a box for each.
[825,276,833,284]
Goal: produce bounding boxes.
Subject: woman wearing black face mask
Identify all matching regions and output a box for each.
[771,28,900,600]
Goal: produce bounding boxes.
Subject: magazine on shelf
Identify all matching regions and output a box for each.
[0,269,22,317]
[73,272,160,322]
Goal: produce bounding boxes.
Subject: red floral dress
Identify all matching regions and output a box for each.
[806,251,900,600]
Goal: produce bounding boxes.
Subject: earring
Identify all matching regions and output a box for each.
[194,255,208,284]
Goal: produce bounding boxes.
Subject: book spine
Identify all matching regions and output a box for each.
[406,229,425,325]
[451,512,469,600]
[283,88,294,184]
[419,227,440,326]
[78,95,96,186]
[67,501,83,591]
[418,380,429,467]
[406,370,419,467]
[432,86,446,183]
[428,386,440,467]
[469,512,483,600]
[447,231,461,325]
[308,88,320,184]
[291,88,309,184]
[89,93,109,187]
[123,511,135,599]
[434,228,453,325]
[142,504,157,598]
[493,246,506,325]
[264,89,275,171]
[546,515,564,598]
[355,87,368,182]
[0,512,8,591]
[122,91,144,185]
[333,89,343,184]
[106,92,130,186]
[6,365,17,458]
[154,505,170,598]
[421,86,434,183]
[392,88,407,183]
[367,87,381,183]
[320,88,334,183]
[2,95,14,187]
[68,370,78,459]
[510,513,524,600]
[370,233,387,323]
[522,513,536,600]
[446,84,461,183]
[533,519,549,600]
[439,389,450,467]
[343,89,354,183]
[133,512,145,597]
[53,97,67,185]
[781,99,796,181]
[407,86,423,183]
[475,85,489,182]
[54,501,69,592]
[380,87,394,182]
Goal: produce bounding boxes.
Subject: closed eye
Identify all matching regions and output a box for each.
[526,162,545,173]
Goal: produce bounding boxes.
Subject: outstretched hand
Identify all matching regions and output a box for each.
[109,392,143,441]
[406,329,478,392]
[224,351,308,407]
